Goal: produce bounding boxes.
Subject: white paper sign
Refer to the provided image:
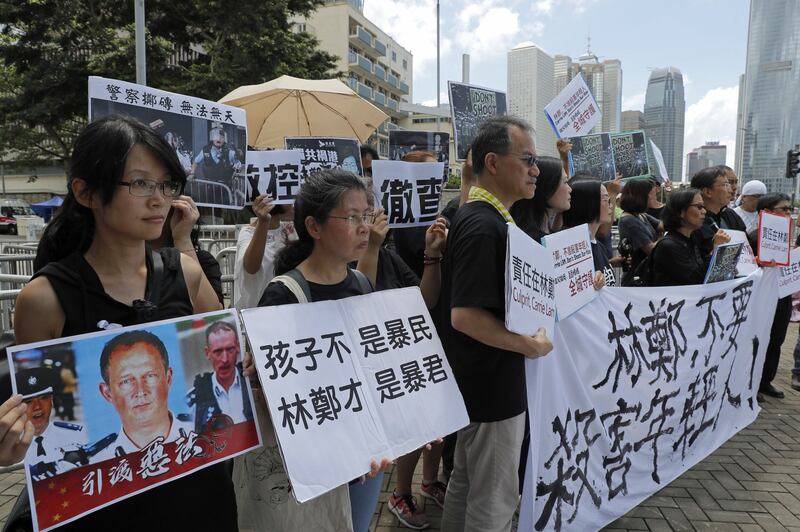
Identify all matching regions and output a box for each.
[544,73,601,138]
[727,230,758,276]
[542,224,597,319]
[505,224,556,338]
[520,269,778,531]
[241,288,468,503]
[245,149,304,204]
[757,210,792,265]
[649,139,670,181]
[778,247,800,297]
[371,160,445,228]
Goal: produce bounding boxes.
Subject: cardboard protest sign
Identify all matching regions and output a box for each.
[704,242,744,283]
[371,160,445,228]
[566,133,616,181]
[388,130,450,178]
[611,131,650,179]
[649,139,670,182]
[544,73,601,139]
[542,224,597,319]
[241,288,469,503]
[88,76,247,209]
[245,150,304,204]
[727,230,758,276]
[778,247,800,297]
[757,210,792,265]
[284,137,363,177]
[448,81,507,160]
[505,224,556,338]
[520,269,778,531]
[8,310,261,532]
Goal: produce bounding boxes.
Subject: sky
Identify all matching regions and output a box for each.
[364,0,750,173]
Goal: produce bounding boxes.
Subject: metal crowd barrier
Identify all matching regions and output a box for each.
[0,255,36,278]
[0,243,38,255]
[215,247,237,306]
[0,289,22,334]
[185,177,246,209]
[198,225,237,241]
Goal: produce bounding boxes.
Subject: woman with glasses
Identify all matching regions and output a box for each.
[12,115,231,531]
[509,155,572,243]
[236,169,390,532]
[650,188,730,287]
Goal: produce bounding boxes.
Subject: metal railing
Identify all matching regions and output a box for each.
[0,289,21,334]
[0,255,36,277]
[216,247,237,306]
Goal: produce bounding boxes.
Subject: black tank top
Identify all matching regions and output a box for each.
[33,248,237,532]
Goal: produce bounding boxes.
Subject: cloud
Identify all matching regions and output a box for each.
[458,7,521,59]
[684,85,739,168]
[622,91,646,112]
[421,91,450,106]
[533,0,596,14]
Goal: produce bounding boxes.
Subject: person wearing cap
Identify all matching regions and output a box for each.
[733,180,767,234]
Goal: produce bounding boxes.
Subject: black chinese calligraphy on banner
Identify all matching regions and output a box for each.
[88,77,248,210]
[283,137,363,177]
[448,81,507,161]
[240,287,469,503]
[519,270,778,531]
[371,160,445,228]
[244,150,304,204]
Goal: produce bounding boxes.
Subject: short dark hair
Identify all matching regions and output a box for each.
[100,330,170,384]
[661,188,700,232]
[562,177,602,228]
[756,193,791,212]
[205,320,237,345]
[690,166,727,190]
[471,115,533,177]
[619,178,654,215]
[509,156,564,237]
[360,145,379,160]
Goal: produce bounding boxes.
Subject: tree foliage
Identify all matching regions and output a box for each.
[0,0,339,168]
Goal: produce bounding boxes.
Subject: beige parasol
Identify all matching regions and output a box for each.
[219,75,389,148]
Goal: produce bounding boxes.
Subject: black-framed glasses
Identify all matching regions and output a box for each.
[119,179,183,198]
[689,203,706,211]
[329,212,377,226]
[508,152,538,168]
[773,206,792,213]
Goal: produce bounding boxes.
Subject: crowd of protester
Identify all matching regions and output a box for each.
[0,112,796,532]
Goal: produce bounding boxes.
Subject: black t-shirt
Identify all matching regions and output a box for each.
[196,248,224,306]
[652,231,708,286]
[618,213,659,275]
[393,198,461,279]
[438,201,526,423]
[259,268,366,305]
[646,205,665,220]
[376,247,420,291]
[592,240,616,287]
[35,248,237,532]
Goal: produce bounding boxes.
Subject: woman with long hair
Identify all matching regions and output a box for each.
[509,155,571,242]
[617,179,662,286]
[562,178,616,286]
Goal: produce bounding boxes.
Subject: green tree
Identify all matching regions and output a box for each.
[0,0,338,169]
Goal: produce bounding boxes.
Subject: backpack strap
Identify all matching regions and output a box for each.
[272,269,311,303]
[146,246,164,304]
[351,268,374,294]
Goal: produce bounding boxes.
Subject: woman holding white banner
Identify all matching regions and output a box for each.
[12,115,232,531]
[509,155,572,242]
[237,169,391,532]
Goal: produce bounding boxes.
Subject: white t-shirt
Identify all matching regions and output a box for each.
[233,223,295,310]
[733,206,759,234]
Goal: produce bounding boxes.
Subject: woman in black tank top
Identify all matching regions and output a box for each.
[9,115,233,531]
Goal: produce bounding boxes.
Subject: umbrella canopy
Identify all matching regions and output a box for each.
[219,75,389,149]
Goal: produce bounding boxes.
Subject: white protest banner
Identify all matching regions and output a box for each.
[7,310,262,532]
[778,247,800,297]
[505,224,557,338]
[566,133,616,181]
[649,139,670,181]
[245,150,304,204]
[542,224,597,319]
[757,210,792,265]
[371,160,445,228]
[544,73,601,139]
[703,242,743,283]
[520,269,778,531]
[241,288,468,503]
[448,81,508,160]
[284,136,363,177]
[88,76,247,209]
[611,131,650,179]
[727,230,758,276]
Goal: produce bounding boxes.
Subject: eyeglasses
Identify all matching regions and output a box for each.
[508,152,538,168]
[773,206,792,213]
[328,212,377,226]
[119,179,183,198]
[689,203,706,211]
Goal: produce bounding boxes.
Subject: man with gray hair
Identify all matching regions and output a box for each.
[438,115,553,532]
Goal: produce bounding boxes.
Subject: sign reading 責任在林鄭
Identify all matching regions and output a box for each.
[519,269,778,531]
[778,247,800,297]
[88,76,247,209]
[542,225,597,319]
[757,210,792,266]
[284,137,363,177]
[544,73,601,139]
[371,160,445,228]
[448,81,507,160]
[505,224,557,339]
[240,288,469,503]
[245,150,304,204]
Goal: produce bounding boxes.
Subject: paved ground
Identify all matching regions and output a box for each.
[1,328,799,531]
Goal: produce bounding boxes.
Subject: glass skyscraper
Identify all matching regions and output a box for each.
[644,67,685,181]
[737,0,800,195]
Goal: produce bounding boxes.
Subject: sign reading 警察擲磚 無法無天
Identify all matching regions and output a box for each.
[283,137,363,177]
[448,81,507,161]
[505,224,556,339]
[519,269,778,532]
[542,224,597,319]
[757,210,792,266]
[245,150,304,204]
[7,309,262,532]
[240,288,469,503]
[88,76,247,210]
[544,73,601,139]
[371,160,445,228]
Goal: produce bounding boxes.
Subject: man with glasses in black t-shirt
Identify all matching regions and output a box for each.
[439,116,553,532]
